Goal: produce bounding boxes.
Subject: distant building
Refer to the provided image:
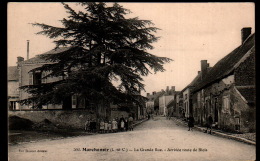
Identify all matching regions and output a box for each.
[166,91,180,117]
[181,62,210,118]
[145,91,165,115]
[8,63,21,110]
[175,92,184,118]
[159,86,176,116]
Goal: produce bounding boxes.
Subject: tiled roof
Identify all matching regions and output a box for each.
[192,34,255,92]
[181,72,203,92]
[147,91,164,100]
[236,86,255,104]
[8,66,18,81]
[21,47,72,64]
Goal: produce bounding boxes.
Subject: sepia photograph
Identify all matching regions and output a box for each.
[7,2,255,161]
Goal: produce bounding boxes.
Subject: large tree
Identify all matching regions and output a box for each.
[19,2,172,109]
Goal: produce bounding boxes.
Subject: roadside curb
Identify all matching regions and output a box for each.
[133,118,148,127]
[172,117,256,146]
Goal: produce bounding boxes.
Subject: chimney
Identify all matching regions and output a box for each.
[147,93,150,97]
[241,27,251,44]
[27,40,30,60]
[171,86,175,91]
[166,86,169,92]
[152,91,156,95]
[17,56,24,63]
[201,60,208,79]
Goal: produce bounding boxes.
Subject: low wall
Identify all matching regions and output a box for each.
[111,110,130,119]
[8,110,96,130]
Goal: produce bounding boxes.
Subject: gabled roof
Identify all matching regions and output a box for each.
[166,98,175,107]
[20,47,72,64]
[192,33,255,92]
[8,66,18,81]
[181,71,203,93]
[147,91,165,101]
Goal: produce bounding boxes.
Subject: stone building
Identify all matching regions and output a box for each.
[17,47,71,110]
[158,86,176,116]
[174,92,183,118]
[8,63,21,110]
[191,28,255,133]
[181,61,211,118]
[146,91,165,115]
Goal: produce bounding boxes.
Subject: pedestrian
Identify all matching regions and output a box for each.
[104,120,108,133]
[125,117,129,131]
[188,115,195,131]
[112,119,118,133]
[116,117,120,132]
[89,119,94,133]
[120,119,125,131]
[99,119,105,133]
[84,118,90,132]
[204,114,213,134]
[128,115,134,131]
[119,115,125,132]
[108,120,112,133]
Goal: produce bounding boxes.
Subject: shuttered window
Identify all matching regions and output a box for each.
[29,72,33,85]
[72,95,77,108]
[41,72,47,83]
[223,96,230,113]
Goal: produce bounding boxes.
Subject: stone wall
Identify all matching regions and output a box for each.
[111,110,130,119]
[8,110,96,129]
[234,48,255,86]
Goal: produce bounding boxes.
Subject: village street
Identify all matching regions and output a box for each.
[9,116,255,161]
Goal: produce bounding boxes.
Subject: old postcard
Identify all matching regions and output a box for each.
[8,2,255,161]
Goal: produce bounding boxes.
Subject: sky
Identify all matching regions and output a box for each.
[8,2,255,96]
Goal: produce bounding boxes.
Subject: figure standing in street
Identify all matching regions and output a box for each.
[125,117,129,131]
[205,114,213,134]
[112,119,117,133]
[120,119,125,131]
[128,115,134,131]
[99,119,105,133]
[116,117,120,132]
[188,115,195,131]
[104,120,108,133]
[108,120,112,133]
[90,119,97,133]
[119,115,125,131]
[84,118,90,132]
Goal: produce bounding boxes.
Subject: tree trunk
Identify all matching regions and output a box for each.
[62,96,72,110]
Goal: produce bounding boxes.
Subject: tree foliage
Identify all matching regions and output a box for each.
[19,2,172,109]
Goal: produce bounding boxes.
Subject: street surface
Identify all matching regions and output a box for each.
[9,116,255,161]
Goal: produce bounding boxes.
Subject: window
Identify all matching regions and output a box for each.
[223,96,230,112]
[235,117,240,125]
[41,72,47,83]
[72,95,77,108]
[29,72,33,85]
[33,72,42,85]
[235,117,240,131]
